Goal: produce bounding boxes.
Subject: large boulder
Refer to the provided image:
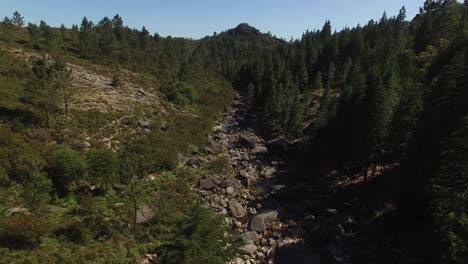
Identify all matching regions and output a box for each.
[249,210,278,232]
[238,133,257,149]
[229,200,246,219]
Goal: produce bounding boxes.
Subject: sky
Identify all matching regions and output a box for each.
[1,0,425,40]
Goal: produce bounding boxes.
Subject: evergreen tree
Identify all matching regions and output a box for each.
[53,56,75,120]
[23,57,59,128]
[11,11,24,27]
[157,203,240,264]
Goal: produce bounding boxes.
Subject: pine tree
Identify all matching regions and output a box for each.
[11,11,24,27]
[23,57,60,128]
[53,56,75,120]
[157,203,240,264]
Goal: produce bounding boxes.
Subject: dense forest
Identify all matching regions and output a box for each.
[0,0,467,263]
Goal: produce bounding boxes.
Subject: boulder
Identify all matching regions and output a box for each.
[239,241,257,256]
[252,146,268,154]
[229,200,246,218]
[249,210,278,232]
[238,133,257,149]
[239,169,250,179]
[242,231,260,243]
[199,178,216,190]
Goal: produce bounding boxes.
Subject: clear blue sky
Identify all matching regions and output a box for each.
[1,0,426,39]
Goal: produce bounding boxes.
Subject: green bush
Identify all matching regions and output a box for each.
[166,82,199,106]
[21,172,52,207]
[49,146,85,190]
[110,74,122,87]
[157,203,240,264]
[86,149,120,190]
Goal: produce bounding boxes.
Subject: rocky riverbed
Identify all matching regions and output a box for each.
[178,93,355,264]
[194,96,306,264]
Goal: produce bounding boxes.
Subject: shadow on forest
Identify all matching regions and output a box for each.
[0,107,40,126]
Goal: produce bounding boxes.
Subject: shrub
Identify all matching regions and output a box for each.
[21,172,52,207]
[110,74,122,87]
[49,146,85,190]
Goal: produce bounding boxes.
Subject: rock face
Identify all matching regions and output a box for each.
[249,211,278,232]
[229,200,246,219]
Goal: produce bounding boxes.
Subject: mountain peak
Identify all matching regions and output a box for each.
[227,23,261,36]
